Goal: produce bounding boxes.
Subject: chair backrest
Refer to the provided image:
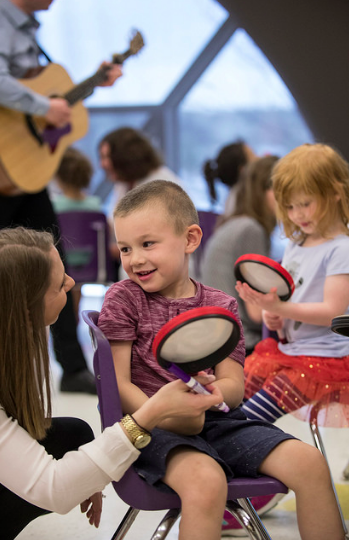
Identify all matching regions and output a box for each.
[197,210,219,252]
[193,210,219,279]
[58,211,114,284]
[81,310,181,510]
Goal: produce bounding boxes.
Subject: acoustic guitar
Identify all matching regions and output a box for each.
[0,31,144,196]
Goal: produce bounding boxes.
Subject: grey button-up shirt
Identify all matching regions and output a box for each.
[0,0,50,115]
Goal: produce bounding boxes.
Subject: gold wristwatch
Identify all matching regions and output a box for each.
[120,414,152,449]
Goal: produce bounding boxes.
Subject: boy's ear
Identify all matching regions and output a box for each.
[185,224,203,254]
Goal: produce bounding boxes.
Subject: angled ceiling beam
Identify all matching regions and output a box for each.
[162,14,239,108]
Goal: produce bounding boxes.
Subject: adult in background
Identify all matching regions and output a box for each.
[98,126,183,278]
[201,156,279,356]
[203,139,257,218]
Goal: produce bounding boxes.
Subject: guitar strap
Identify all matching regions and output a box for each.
[37,44,53,65]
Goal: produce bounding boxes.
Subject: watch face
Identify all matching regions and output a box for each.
[135,433,152,449]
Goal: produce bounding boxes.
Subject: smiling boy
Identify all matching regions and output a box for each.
[98,180,344,540]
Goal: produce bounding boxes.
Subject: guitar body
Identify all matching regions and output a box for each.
[0,63,89,195]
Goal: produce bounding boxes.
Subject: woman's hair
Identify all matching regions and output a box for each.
[56,146,93,190]
[203,141,250,203]
[272,143,349,242]
[225,155,279,236]
[0,227,54,440]
[114,180,199,234]
[99,127,163,182]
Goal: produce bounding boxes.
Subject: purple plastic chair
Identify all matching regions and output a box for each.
[58,211,114,284]
[82,310,288,540]
[193,210,219,279]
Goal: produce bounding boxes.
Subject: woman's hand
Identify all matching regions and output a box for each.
[132,373,224,433]
[80,491,103,528]
[156,372,223,419]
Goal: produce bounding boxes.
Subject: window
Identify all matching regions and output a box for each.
[37,0,227,106]
[179,29,314,210]
[37,2,314,212]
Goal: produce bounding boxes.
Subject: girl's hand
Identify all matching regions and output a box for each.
[80,491,103,528]
[262,310,284,331]
[235,281,282,313]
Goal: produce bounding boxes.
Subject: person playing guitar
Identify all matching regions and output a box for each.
[0,0,124,394]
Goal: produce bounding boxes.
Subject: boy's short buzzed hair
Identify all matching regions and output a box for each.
[113,180,199,234]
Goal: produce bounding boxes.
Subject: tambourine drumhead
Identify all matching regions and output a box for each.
[152,306,240,374]
[331,315,349,337]
[234,254,295,302]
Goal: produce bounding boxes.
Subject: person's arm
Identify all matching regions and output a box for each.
[0,52,71,127]
[236,273,349,327]
[245,302,263,323]
[110,340,211,435]
[0,379,221,517]
[0,51,50,116]
[211,357,245,410]
[0,408,136,516]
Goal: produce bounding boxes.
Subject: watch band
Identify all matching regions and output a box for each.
[120,414,152,449]
[129,414,151,434]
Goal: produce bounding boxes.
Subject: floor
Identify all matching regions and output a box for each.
[17,287,349,540]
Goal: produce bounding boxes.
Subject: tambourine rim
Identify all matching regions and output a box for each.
[152,306,240,372]
[331,315,349,336]
[234,253,295,301]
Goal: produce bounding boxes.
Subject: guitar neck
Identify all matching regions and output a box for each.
[63,48,136,106]
[63,70,105,105]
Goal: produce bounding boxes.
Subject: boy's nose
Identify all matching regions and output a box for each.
[130,250,146,267]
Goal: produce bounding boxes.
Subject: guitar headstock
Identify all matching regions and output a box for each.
[112,30,145,64]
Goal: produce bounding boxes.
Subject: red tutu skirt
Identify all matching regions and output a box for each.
[244,338,349,427]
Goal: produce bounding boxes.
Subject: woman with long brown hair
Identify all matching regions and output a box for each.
[0,227,222,539]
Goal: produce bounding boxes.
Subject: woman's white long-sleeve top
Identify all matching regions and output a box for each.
[0,408,139,514]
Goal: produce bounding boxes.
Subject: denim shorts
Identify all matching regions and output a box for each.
[134,406,295,493]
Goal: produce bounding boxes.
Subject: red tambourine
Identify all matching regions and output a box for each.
[331,315,349,337]
[152,306,240,374]
[152,306,241,413]
[234,254,295,302]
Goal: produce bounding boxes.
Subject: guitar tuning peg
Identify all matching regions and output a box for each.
[112,30,145,65]
[129,30,145,54]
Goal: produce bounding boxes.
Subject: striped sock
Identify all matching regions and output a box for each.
[242,389,286,423]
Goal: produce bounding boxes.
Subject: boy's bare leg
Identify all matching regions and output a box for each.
[259,439,345,540]
[163,447,227,540]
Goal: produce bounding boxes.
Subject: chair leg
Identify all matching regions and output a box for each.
[309,417,349,539]
[225,499,272,540]
[111,507,140,540]
[150,508,181,540]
